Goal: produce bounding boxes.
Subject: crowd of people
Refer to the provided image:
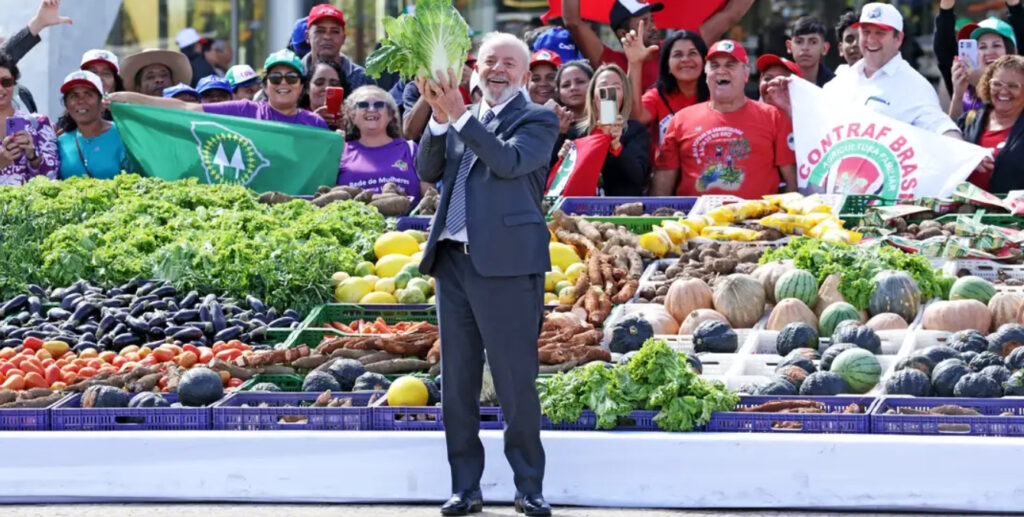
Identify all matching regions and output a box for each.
[2,0,1024,195]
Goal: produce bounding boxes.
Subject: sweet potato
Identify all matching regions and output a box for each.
[358,351,402,365]
[290,355,330,369]
[613,202,644,216]
[258,191,295,205]
[364,358,431,374]
[369,195,411,216]
[354,189,374,203]
[312,190,351,207]
[575,218,603,244]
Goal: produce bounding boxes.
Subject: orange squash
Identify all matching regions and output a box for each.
[678,309,729,335]
[712,274,766,328]
[865,313,909,331]
[766,298,817,331]
[664,278,713,323]
[989,292,1023,331]
[922,299,991,332]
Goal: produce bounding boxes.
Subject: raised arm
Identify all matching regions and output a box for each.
[562,0,607,68]
[935,0,957,96]
[622,21,658,125]
[700,0,756,43]
[106,91,204,112]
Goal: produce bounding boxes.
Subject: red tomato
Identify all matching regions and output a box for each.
[182,344,200,357]
[96,366,116,375]
[23,371,47,389]
[211,342,229,354]
[61,371,78,384]
[2,374,24,390]
[138,356,157,366]
[227,377,243,388]
[21,337,43,351]
[19,362,43,377]
[79,348,98,359]
[86,359,103,370]
[61,363,80,374]
[34,349,51,361]
[152,347,175,363]
[44,365,60,386]
[176,351,198,369]
[214,349,241,362]
[0,348,15,360]
[112,356,127,368]
[0,363,15,376]
[98,351,116,364]
[198,348,214,364]
[77,367,97,378]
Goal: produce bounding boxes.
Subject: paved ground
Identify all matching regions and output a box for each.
[0,506,982,517]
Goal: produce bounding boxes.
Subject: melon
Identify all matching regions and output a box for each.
[829,348,882,394]
[819,302,861,336]
[774,269,818,307]
[950,276,997,304]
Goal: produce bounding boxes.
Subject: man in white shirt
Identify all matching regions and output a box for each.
[765,3,962,139]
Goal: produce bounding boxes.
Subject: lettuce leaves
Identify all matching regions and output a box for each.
[366,0,472,83]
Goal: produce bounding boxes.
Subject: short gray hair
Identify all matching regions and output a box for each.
[478,32,530,68]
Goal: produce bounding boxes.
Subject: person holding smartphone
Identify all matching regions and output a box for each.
[557,64,650,196]
[949,18,1020,119]
[0,53,58,185]
[107,50,328,130]
[304,59,350,130]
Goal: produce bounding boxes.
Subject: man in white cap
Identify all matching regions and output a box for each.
[176,27,216,86]
[765,2,961,139]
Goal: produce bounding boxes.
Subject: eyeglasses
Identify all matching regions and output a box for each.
[0,78,14,88]
[990,80,1023,93]
[356,101,387,111]
[313,78,341,87]
[267,72,301,85]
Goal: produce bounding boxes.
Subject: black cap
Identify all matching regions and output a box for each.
[609,0,664,32]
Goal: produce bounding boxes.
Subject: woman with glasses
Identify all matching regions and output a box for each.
[303,59,350,130]
[56,70,129,180]
[959,55,1024,192]
[0,52,59,185]
[337,85,426,202]
[107,50,328,129]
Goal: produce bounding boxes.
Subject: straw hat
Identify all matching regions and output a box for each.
[121,49,192,92]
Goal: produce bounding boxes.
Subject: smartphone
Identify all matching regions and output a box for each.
[5,116,28,136]
[598,87,617,126]
[326,87,345,117]
[959,39,979,68]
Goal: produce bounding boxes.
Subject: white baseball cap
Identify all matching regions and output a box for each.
[175,27,206,49]
[61,70,104,95]
[853,2,903,33]
[80,49,120,74]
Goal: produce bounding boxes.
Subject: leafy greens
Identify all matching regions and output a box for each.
[365,0,472,83]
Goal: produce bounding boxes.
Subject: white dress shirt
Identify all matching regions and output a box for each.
[429,93,519,244]
[823,54,960,136]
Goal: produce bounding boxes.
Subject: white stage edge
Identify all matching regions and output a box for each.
[2,430,1023,511]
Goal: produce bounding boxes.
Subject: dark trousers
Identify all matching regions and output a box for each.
[433,242,546,496]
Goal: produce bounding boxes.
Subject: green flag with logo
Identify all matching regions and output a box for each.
[111,103,341,195]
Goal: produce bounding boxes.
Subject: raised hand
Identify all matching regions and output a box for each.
[621,20,659,65]
[28,0,73,36]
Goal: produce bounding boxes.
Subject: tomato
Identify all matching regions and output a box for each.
[227,340,248,350]
[176,351,198,369]
[0,363,14,376]
[61,371,78,384]
[23,371,47,389]
[40,358,55,368]
[214,349,242,362]
[0,348,15,360]
[21,337,44,351]
[212,342,229,354]
[86,359,103,370]
[99,351,116,364]
[96,366,116,375]
[8,355,24,368]
[138,356,157,366]
[182,344,200,357]
[2,374,24,390]
[61,363,80,374]
[49,381,67,390]
[19,362,43,377]
[164,344,183,355]
[122,352,139,362]
[111,356,127,368]
[79,348,98,359]
[77,367,97,378]
[217,370,230,385]
[152,347,175,363]
[44,364,61,385]
[158,376,169,389]
[119,362,136,373]
[198,347,214,364]
[118,345,140,356]
[138,346,152,358]
[227,377,243,388]
[34,349,51,361]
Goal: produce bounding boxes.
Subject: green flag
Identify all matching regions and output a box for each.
[111,103,341,195]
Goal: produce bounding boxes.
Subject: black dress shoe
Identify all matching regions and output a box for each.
[440,490,483,516]
[514,493,552,516]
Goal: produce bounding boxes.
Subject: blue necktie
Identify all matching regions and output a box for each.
[445,109,495,235]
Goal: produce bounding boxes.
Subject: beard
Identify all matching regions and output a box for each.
[483,81,522,106]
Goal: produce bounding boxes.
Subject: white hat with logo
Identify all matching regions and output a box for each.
[853,2,903,33]
[61,70,104,94]
[80,49,120,74]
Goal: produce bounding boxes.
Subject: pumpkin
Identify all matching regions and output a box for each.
[609,316,654,354]
[712,274,766,328]
[692,320,738,353]
[679,309,729,335]
[922,299,992,333]
[869,270,921,322]
[989,293,1023,331]
[752,260,795,303]
[618,304,680,335]
[766,298,817,331]
[814,273,844,317]
[664,278,713,323]
[865,313,908,331]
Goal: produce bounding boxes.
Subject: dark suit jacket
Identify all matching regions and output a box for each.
[416,93,559,278]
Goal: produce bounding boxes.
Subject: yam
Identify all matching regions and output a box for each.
[369,195,411,216]
[613,202,644,216]
[358,351,402,365]
[258,191,294,205]
[312,190,352,207]
[381,182,404,195]
[354,190,374,203]
[364,358,431,374]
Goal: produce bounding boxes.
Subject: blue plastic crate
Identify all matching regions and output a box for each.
[51,393,212,431]
[708,396,874,434]
[372,405,503,431]
[0,394,64,431]
[554,197,697,217]
[396,216,432,232]
[871,397,1024,436]
[212,391,380,430]
[542,410,664,431]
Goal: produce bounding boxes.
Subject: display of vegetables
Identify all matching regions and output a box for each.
[0,175,385,314]
[260,182,412,216]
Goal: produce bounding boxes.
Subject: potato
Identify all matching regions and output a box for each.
[656,284,670,296]
[943,222,957,234]
[916,227,943,239]
[665,265,683,279]
[711,258,738,274]
[736,248,761,263]
[698,249,721,262]
[919,220,941,230]
[754,228,785,241]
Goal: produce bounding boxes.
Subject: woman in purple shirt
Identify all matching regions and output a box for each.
[338,86,427,201]
[0,53,59,185]
[107,50,327,130]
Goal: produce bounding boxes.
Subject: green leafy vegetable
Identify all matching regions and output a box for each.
[760,236,952,309]
[538,340,739,432]
[365,0,472,82]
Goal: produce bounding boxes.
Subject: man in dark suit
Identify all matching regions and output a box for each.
[415,32,559,517]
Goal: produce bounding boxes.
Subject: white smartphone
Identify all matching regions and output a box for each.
[959,39,979,68]
[598,87,617,125]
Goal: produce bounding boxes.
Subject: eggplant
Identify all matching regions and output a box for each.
[198,305,211,322]
[144,339,167,350]
[147,315,167,328]
[101,298,126,308]
[45,308,70,321]
[150,285,176,298]
[129,303,146,318]
[112,333,141,347]
[210,304,226,332]
[164,326,188,336]
[0,294,28,318]
[180,291,199,309]
[26,284,46,298]
[166,301,179,312]
[72,343,99,353]
[184,321,213,334]
[283,309,300,320]
[26,296,41,315]
[63,283,82,296]
[148,327,166,338]
[1,338,21,348]
[213,325,243,342]
[249,326,267,341]
[224,304,242,316]
[40,323,60,334]
[110,323,127,338]
[234,310,252,321]
[245,295,266,313]
[68,302,97,326]
[60,293,81,311]
[97,314,117,336]
[126,316,150,334]
[133,294,158,306]
[203,294,217,305]
[268,317,297,328]
[174,309,200,323]
[136,281,156,297]
[12,312,30,326]
[172,327,204,341]
[77,323,98,334]
[107,287,125,297]
[145,300,169,312]
[24,330,49,340]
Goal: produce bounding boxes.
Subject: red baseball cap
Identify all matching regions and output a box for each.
[307,4,345,28]
[530,49,562,70]
[756,54,801,77]
[706,39,748,64]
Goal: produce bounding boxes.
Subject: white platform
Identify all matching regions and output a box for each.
[2,429,1023,511]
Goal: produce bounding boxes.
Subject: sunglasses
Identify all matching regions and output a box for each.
[0,78,14,88]
[267,72,301,85]
[356,100,387,111]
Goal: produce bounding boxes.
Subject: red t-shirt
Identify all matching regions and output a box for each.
[656,101,796,197]
[601,46,660,91]
[968,126,1011,190]
[642,88,698,145]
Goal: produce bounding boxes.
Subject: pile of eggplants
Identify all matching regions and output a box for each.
[0,280,302,353]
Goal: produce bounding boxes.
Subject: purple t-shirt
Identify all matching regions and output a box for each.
[202,100,328,129]
[338,139,420,201]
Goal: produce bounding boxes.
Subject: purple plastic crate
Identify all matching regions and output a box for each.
[555,197,697,217]
[0,395,64,431]
[212,391,380,431]
[51,393,212,431]
[396,216,432,232]
[708,396,875,434]
[871,397,1024,436]
[542,410,665,431]
[372,405,503,431]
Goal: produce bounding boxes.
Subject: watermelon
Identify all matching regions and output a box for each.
[950,276,996,304]
[830,348,882,394]
[819,302,861,336]
[774,269,818,307]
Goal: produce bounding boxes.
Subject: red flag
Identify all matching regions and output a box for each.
[546,133,612,197]
[543,0,728,32]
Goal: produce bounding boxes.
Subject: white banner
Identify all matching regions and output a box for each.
[789,78,991,198]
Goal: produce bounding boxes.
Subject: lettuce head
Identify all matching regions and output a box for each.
[366,0,472,83]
